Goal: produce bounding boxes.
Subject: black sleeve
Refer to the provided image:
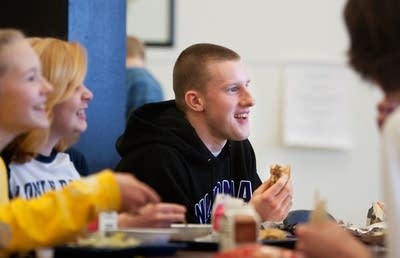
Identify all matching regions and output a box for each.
[65,147,90,176]
[246,141,262,189]
[231,140,262,190]
[116,145,198,223]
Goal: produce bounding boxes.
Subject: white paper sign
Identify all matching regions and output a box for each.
[283,63,353,150]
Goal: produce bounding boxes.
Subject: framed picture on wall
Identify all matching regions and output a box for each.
[126,0,174,47]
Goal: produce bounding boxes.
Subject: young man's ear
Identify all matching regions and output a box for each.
[184,90,204,112]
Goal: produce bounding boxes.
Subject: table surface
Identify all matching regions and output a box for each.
[51,239,385,258]
[150,245,386,258]
[159,250,214,258]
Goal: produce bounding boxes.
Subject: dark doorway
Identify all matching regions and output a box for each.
[0,0,68,39]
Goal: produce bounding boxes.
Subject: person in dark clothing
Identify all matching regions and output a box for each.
[65,147,90,176]
[116,43,293,224]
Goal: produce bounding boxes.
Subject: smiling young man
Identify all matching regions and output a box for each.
[116,43,293,224]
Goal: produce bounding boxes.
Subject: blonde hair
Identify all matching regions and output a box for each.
[8,38,88,163]
[0,29,25,77]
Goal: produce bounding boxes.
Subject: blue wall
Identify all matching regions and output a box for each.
[68,0,126,172]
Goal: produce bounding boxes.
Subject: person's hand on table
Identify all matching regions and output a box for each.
[118,203,187,228]
[295,220,372,258]
[250,175,293,221]
[114,173,160,213]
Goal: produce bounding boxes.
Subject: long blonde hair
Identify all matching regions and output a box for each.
[7,38,88,163]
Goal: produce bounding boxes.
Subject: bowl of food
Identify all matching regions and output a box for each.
[109,228,177,244]
[170,224,213,241]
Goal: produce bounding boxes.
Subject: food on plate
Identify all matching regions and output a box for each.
[346,224,386,246]
[170,223,212,241]
[359,227,385,246]
[268,164,291,187]
[70,232,140,248]
[345,202,387,246]
[258,228,287,240]
[366,202,386,226]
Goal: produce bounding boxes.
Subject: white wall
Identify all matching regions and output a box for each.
[133,0,384,226]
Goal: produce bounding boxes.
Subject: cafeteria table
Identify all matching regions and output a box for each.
[156,250,214,258]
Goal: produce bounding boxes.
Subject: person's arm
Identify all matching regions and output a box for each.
[0,170,118,252]
[116,145,196,222]
[381,109,400,258]
[0,170,159,253]
[118,203,186,228]
[295,220,372,258]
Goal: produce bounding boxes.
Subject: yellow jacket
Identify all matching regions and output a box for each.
[0,157,121,253]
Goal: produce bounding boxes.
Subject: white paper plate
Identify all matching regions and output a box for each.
[108,228,178,244]
[170,224,212,241]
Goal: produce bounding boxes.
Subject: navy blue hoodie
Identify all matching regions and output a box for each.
[116,100,261,224]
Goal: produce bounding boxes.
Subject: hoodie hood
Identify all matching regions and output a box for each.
[116,100,225,163]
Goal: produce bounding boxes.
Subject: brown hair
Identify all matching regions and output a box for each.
[8,38,88,163]
[344,0,400,93]
[0,29,24,77]
[173,43,241,111]
[126,35,145,60]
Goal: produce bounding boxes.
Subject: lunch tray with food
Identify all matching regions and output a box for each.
[54,231,185,257]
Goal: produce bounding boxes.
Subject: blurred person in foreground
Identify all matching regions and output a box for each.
[125,35,164,119]
[0,28,159,254]
[116,43,293,224]
[296,1,400,258]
